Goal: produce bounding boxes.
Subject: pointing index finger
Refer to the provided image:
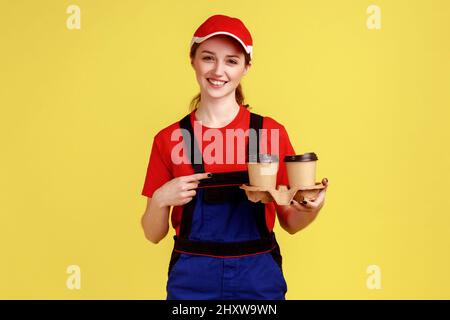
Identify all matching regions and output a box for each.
[185,172,212,182]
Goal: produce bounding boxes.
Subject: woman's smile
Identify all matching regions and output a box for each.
[207,78,228,88]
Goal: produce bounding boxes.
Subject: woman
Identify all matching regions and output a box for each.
[141,14,329,300]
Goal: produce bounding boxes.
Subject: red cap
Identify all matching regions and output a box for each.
[190,14,253,61]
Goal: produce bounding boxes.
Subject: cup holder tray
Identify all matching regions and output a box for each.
[240,183,325,205]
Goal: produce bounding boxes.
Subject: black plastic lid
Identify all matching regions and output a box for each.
[284,152,318,162]
[248,153,279,163]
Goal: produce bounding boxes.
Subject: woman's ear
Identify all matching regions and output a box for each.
[243,62,252,75]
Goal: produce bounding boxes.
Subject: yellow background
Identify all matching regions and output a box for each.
[1,0,449,299]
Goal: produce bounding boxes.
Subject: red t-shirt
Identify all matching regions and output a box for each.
[141,104,296,234]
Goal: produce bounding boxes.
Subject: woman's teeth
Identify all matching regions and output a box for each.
[207,78,227,86]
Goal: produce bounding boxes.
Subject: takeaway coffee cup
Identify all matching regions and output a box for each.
[247,154,279,188]
[284,152,318,188]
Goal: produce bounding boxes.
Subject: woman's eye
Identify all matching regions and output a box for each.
[202,57,237,64]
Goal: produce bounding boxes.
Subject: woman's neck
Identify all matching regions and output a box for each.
[195,100,240,128]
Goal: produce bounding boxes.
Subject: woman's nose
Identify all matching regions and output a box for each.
[212,61,225,76]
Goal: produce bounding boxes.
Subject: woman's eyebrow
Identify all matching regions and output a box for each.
[201,50,241,58]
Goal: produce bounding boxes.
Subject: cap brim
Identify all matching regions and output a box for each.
[190,31,253,59]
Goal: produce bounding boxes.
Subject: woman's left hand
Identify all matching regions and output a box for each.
[290,177,329,214]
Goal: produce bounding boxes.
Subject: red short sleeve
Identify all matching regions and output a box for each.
[141,134,173,198]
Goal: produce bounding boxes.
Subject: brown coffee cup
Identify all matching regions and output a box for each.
[284,152,318,188]
[247,154,279,188]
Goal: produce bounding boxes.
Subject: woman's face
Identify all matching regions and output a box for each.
[191,35,251,99]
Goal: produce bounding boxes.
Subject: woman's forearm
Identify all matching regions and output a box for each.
[141,189,170,244]
[282,207,319,234]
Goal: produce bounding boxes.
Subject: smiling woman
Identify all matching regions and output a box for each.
[140,14,327,301]
[189,34,252,111]
[141,13,292,301]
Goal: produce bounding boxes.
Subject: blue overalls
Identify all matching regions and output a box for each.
[166,113,288,300]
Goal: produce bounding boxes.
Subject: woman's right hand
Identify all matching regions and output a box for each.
[153,173,212,207]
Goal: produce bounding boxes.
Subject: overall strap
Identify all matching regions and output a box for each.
[248,112,263,162]
[248,113,270,239]
[179,114,205,174]
[178,114,202,238]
